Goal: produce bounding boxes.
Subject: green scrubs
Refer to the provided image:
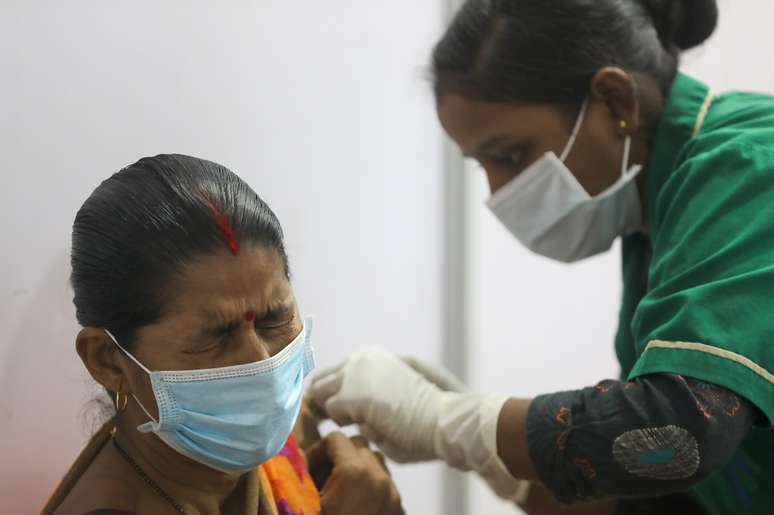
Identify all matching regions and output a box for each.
[616,73,774,514]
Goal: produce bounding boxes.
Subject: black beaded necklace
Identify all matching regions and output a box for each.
[112,438,189,515]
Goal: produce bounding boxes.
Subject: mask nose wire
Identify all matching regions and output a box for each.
[559,99,589,162]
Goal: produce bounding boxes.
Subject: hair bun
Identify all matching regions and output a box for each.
[641,0,718,50]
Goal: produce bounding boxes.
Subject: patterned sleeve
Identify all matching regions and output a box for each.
[525,373,759,504]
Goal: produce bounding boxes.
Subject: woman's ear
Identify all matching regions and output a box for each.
[76,327,127,394]
[590,67,641,136]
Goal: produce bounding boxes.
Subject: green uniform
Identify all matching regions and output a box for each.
[616,73,774,514]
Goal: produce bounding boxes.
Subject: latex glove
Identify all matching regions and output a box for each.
[400,355,469,393]
[308,348,531,504]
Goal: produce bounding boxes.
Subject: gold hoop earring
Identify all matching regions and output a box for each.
[115,391,128,412]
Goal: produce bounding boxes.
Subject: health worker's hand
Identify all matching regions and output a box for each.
[308,348,531,504]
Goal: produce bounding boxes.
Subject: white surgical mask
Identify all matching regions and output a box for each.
[486,100,643,263]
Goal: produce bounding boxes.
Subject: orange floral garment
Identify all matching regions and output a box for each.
[259,435,321,515]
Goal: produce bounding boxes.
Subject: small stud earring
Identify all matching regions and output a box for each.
[619,120,628,129]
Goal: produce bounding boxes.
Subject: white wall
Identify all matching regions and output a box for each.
[466,0,774,513]
[0,1,446,513]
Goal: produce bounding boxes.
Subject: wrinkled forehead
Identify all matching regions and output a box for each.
[163,245,295,323]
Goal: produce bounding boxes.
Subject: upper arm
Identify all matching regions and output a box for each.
[630,142,774,425]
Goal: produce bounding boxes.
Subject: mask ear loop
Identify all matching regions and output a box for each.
[104,329,160,425]
[621,135,635,178]
[559,99,589,162]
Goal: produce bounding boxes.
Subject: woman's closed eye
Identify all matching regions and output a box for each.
[181,320,242,355]
[255,301,294,324]
[215,321,241,341]
[190,321,241,353]
[257,320,294,333]
[253,307,300,355]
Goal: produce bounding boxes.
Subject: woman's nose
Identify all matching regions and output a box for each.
[254,340,272,361]
[239,325,272,361]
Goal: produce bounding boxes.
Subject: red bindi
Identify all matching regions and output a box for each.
[244,310,256,322]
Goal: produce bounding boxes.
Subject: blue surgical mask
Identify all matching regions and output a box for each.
[105,318,315,473]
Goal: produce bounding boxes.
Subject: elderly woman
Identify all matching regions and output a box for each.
[43,154,402,515]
